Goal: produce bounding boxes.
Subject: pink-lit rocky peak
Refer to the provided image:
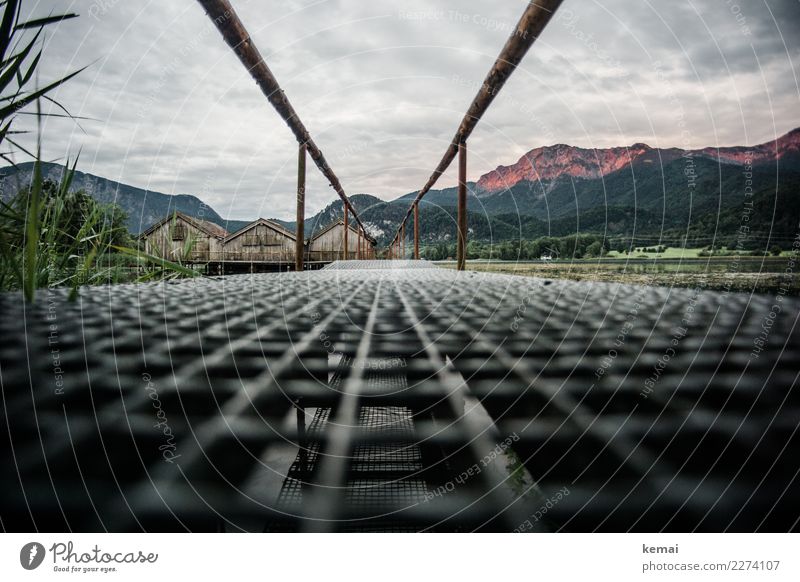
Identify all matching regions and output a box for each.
[476,127,800,192]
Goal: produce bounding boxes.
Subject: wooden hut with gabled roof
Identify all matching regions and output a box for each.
[138,211,372,271]
[138,211,228,262]
[307,219,361,263]
[222,218,296,265]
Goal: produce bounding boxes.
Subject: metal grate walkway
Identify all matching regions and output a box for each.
[1,261,798,532]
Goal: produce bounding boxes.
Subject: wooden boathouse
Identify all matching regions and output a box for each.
[139,211,228,262]
[139,213,374,271]
[307,219,362,263]
[222,218,296,266]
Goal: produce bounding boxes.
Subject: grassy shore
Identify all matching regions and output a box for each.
[437,256,799,295]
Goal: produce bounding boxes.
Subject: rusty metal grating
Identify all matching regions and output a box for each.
[1,261,798,532]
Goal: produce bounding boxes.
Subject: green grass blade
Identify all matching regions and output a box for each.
[14,13,79,30]
[23,157,42,301]
[112,245,201,278]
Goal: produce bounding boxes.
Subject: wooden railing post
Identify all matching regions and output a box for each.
[413,203,419,260]
[456,139,467,271]
[343,207,349,260]
[401,222,405,259]
[295,142,306,272]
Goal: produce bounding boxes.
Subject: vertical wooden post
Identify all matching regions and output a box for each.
[295,143,306,272]
[413,203,420,260]
[457,139,467,271]
[401,222,405,259]
[343,207,349,260]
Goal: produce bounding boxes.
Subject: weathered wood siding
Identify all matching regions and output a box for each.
[142,216,223,261]
[224,223,295,262]
[308,223,361,262]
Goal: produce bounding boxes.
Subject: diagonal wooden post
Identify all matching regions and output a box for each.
[384,0,563,251]
[295,143,306,271]
[196,0,372,239]
[456,139,467,271]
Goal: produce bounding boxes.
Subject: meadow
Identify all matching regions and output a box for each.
[438,254,798,295]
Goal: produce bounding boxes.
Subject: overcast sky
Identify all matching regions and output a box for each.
[15,0,800,221]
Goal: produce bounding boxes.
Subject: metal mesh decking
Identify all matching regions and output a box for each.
[323,259,437,270]
[1,261,798,532]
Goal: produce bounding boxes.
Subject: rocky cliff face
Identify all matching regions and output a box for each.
[698,127,800,166]
[476,127,800,192]
[476,143,656,190]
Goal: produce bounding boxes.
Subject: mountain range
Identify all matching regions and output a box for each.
[1,127,798,247]
[475,127,800,190]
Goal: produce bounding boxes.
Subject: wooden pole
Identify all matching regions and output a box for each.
[413,203,419,260]
[343,208,349,260]
[295,143,306,272]
[457,139,467,271]
[401,222,405,259]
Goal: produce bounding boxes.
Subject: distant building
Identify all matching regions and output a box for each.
[138,212,227,262]
[138,213,370,269]
[222,218,296,264]
[307,220,361,262]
